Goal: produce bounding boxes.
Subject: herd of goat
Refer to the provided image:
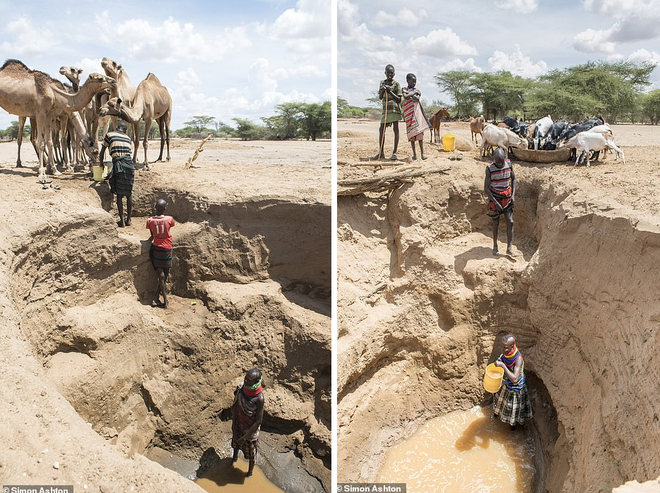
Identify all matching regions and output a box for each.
[467,114,625,166]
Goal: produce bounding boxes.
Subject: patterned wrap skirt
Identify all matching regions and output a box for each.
[150,245,173,270]
[492,385,533,425]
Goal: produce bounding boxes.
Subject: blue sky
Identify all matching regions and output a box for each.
[338,0,660,108]
[0,0,331,130]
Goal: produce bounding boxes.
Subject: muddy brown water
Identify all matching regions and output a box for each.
[196,458,284,493]
[378,406,535,493]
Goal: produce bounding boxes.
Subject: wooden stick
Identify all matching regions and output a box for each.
[337,167,450,196]
[184,134,213,169]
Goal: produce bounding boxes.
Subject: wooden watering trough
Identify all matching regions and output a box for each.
[511,147,571,163]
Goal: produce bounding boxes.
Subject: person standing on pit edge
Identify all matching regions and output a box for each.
[484,148,516,255]
[373,64,403,161]
[402,73,431,161]
[100,120,135,227]
[146,198,175,308]
[492,334,533,429]
[231,368,265,477]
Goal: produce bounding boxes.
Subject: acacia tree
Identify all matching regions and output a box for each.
[527,61,655,122]
[640,89,660,124]
[434,70,479,119]
[299,101,331,140]
[184,115,216,133]
[472,71,531,120]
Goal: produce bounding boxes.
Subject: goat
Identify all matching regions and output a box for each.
[469,115,485,144]
[559,132,624,166]
[429,107,451,144]
[481,123,528,158]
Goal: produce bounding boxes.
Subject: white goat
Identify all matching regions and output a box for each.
[561,132,624,167]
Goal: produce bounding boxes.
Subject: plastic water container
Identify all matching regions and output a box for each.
[442,133,455,152]
[92,165,104,182]
[483,363,504,393]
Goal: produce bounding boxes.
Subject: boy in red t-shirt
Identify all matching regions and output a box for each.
[146,199,175,308]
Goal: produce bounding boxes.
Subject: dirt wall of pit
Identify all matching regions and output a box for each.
[337,161,660,491]
[0,165,331,492]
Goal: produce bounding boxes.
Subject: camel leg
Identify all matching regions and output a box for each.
[156,117,170,162]
[132,122,140,164]
[16,116,27,167]
[35,115,48,183]
[143,119,152,166]
[156,119,165,162]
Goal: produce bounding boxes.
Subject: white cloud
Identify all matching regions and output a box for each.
[627,48,660,65]
[408,28,478,58]
[338,0,360,36]
[573,28,617,53]
[436,58,484,73]
[271,0,331,38]
[488,45,549,77]
[175,68,201,88]
[271,65,328,80]
[495,0,539,13]
[583,0,650,18]
[94,12,252,64]
[372,8,427,28]
[1,17,57,57]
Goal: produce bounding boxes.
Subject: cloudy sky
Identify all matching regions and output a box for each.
[339,0,660,108]
[0,0,331,130]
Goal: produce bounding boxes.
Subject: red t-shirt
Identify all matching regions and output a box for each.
[146,215,175,249]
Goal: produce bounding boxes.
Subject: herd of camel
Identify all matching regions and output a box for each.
[0,57,172,182]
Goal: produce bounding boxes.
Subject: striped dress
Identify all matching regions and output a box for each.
[402,87,430,141]
[103,131,135,197]
[492,348,533,425]
[486,160,514,217]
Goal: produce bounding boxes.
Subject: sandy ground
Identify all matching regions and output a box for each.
[337,118,660,492]
[0,136,331,492]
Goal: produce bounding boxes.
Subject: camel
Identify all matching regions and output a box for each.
[99,73,172,166]
[100,57,137,154]
[0,59,115,181]
[60,66,98,167]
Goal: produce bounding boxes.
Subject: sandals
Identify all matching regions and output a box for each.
[151,299,164,308]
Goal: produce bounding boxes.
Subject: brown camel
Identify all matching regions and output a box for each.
[99,73,172,166]
[0,59,114,181]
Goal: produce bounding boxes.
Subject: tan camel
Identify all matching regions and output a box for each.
[0,59,114,181]
[99,73,172,166]
[15,66,81,168]
[100,57,138,156]
[60,66,99,166]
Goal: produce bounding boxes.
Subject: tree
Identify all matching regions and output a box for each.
[640,89,660,124]
[184,115,216,133]
[472,71,532,120]
[232,118,270,140]
[299,102,331,140]
[434,70,480,119]
[527,61,655,122]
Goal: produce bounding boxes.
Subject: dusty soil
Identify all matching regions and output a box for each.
[337,119,660,492]
[0,137,331,492]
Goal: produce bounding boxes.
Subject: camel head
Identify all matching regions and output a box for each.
[101,57,120,78]
[59,66,83,86]
[85,73,117,91]
[99,97,122,118]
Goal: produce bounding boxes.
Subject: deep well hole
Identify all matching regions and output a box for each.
[11,185,331,493]
[337,173,660,491]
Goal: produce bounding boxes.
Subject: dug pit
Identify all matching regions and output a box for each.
[0,138,330,493]
[337,120,660,492]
